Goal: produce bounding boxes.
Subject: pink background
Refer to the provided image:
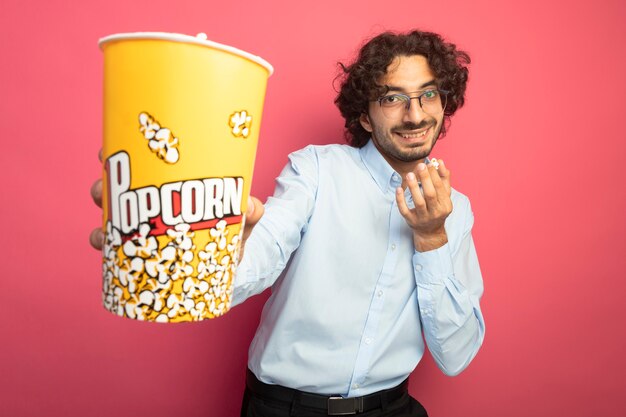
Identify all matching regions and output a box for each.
[1,0,625,416]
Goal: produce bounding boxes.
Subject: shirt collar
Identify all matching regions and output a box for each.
[359,138,434,195]
[359,139,400,194]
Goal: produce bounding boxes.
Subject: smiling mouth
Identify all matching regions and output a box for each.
[395,127,430,139]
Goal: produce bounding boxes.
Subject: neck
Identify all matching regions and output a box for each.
[392,159,425,189]
[375,149,425,189]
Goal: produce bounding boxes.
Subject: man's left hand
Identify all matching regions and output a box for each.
[396,159,452,252]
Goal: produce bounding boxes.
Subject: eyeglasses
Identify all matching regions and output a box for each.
[375,89,449,119]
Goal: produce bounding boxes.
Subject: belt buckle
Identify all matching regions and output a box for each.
[327,396,364,415]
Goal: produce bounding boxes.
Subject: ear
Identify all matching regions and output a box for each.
[359,112,373,133]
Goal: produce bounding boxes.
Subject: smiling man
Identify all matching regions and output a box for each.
[233,30,485,416]
[89,29,485,417]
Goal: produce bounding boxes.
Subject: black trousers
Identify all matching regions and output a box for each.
[241,370,428,417]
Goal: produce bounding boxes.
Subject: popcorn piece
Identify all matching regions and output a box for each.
[139,113,160,139]
[122,223,158,258]
[155,314,169,323]
[229,111,252,138]
[118,256,144,294]
[145,245,177,284]
[138,112,180,164]
[210,219,229,250]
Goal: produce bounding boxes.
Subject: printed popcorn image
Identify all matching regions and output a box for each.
[138,112,180,164]
[102,220,242,322]
[229,110,252,138]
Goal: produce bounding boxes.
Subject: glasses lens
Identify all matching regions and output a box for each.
[421,91,446,115]
[380,95,408,118]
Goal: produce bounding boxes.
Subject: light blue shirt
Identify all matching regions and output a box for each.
[233,139,485,397]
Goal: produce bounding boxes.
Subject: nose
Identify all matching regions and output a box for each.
[402,98,427,124]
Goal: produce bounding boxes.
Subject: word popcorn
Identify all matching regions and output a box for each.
[138,112,180,164]
[229,110,252,138]
[106,152,244,235]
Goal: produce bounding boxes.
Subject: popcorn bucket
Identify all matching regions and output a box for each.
[99,32,273,322]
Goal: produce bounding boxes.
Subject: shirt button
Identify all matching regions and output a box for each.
[415,264,423,272]
[392,174,400,182]
[377,290,383,297]
[365,338,372,345]
[353,383,359,389]
[391,244,396,251]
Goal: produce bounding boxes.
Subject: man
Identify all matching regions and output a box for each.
[91,30,485,417]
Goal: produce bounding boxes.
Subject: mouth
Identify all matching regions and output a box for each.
[394,126,431,143]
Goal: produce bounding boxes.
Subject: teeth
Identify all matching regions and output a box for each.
[399,129,428,139]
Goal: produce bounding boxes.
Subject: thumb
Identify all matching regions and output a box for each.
[242,195,264,241]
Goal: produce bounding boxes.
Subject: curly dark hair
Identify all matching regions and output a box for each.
[334,30,471,147]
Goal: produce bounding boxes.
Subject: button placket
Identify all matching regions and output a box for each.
[346,199,401,397]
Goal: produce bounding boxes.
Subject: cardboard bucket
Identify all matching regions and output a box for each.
[99,32,273,322]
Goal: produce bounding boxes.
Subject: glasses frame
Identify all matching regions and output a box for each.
[375,89,450,117]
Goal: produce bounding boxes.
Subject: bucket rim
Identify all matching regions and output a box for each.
[98,32,274,76]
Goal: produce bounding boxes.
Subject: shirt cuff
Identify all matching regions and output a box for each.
[233,235,261,287]
[412,243,454,285]
[231,242,256,307]
[234,257,250,287]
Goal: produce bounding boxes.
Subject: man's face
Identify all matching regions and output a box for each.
[359,55,444,167]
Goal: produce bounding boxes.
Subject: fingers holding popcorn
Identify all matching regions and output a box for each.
[415,162,446,211]
[429,158,451,196]
[396,159,453,252]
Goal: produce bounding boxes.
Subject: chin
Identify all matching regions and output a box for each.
[398,142,435,162]
[396,150,430,163]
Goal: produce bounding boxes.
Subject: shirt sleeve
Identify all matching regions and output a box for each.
[413,196,486,376]
[231,146,319,307]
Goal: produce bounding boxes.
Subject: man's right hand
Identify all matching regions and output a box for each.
[89,150,265,261]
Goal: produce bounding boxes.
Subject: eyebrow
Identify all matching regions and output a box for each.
[384,79,438,93]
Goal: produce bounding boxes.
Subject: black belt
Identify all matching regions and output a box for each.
[246,369,408,415]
